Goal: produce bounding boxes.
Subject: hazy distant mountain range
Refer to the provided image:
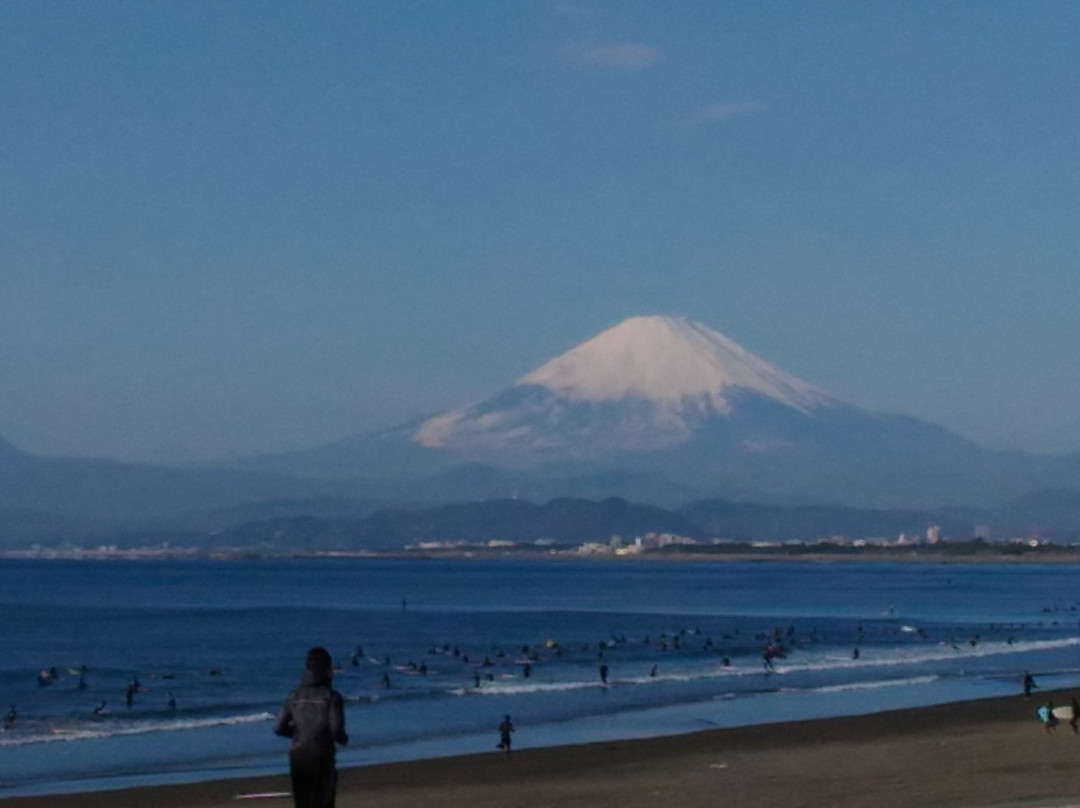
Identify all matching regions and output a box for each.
[122,492,1080,552]
[3,315,1080,546]
[231,315,1080,509]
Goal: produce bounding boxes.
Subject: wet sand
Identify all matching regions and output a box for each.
[6,690,1080,808]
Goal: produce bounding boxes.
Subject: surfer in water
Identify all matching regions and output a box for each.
[497,714,515,758]
[4,705,14,730]
[275,647,348,808]
[1023,670,1037,697]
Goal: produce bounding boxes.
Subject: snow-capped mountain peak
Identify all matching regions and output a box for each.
[414,316,833,453]
[518,315,830,413]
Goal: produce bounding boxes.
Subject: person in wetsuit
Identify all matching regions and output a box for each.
[497,714,515,757]
[274,647,349,808]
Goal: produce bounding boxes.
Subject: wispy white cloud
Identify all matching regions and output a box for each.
[548,3,591,17]
[560,40,667,72]
[687,101,767,126]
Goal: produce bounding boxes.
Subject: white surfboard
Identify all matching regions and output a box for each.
[234,792,292,800]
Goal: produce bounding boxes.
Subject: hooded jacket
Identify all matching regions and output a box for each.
[274,668,348,759]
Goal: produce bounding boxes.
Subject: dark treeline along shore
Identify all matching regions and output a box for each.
[182,494,1080,554]
[13,491,1080,556]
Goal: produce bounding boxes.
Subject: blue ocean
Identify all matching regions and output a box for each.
[2,557,1080,798]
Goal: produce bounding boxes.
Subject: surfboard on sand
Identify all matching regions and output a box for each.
[232,795,291,803]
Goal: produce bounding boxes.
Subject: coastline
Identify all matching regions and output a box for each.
[5,549,1080,564]
[6,689,1079,808]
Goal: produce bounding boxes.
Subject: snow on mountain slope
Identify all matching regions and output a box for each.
[414,316,835,453]
[521,315,831,412]
[228,316,1080,508]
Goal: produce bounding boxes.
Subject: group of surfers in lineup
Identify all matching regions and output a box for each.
[5,617,1070,736]
[331,613,1078,696]
[2,665,220,730]
[330,618,927,692]
[338,627,745,692]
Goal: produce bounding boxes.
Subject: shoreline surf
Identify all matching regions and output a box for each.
[3,557,1079,800]
[4,688,1079,808]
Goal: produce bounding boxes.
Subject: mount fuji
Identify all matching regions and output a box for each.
[7,315,1080,546]
[242,315,1080,509]
[414,315,835,459]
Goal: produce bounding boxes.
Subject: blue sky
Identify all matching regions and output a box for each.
[2,1,1079,462]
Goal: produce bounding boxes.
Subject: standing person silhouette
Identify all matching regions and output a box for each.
[275,647,349,808]
[497,714,515,757]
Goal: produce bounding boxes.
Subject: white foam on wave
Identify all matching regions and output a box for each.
[790,675,940,695]
[769,637,1080,676]
[0,712,274,748]
[448,680,603,696]
[444,637,1080,697]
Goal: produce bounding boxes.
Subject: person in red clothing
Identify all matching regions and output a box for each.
[275,647,349,808]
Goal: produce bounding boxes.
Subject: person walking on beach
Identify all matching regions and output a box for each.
[1023,670,1037,697]
[275,647,349,808]
[497,714,515,758]
[1038,700,1059,733]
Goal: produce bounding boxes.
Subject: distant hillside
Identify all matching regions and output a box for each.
[197,487,1080,552]
[230,317,1080,510]
[0,433,353,545]
[213,497,702,551]
[680,500,981,543]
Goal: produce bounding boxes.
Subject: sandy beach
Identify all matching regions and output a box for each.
[6,689,1080,808]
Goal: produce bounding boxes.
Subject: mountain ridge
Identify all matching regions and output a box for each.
[5,314,1080,544]
[415,315,834,454]
[222,315,1080,509]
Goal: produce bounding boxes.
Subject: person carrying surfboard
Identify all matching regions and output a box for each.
[1038,700,1059,733]
[275,647,349,808]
